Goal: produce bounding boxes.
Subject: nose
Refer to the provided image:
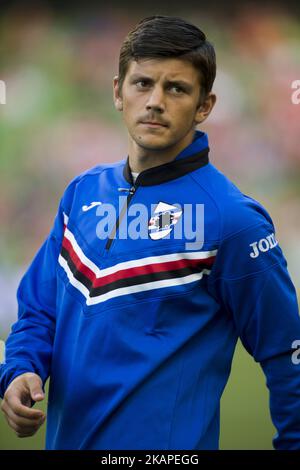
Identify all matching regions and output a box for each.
[145,85,165,113]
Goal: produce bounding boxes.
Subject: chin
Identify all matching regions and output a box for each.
[134,133,174,151]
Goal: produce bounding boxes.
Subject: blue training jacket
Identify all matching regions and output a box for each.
[1,130,300,449]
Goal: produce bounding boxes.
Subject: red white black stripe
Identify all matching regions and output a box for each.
[59,213,217,306]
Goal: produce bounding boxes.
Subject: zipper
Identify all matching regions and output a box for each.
[105,185,136,251]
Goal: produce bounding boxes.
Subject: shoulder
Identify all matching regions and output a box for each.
[60,160,125,209]
[193,165,285,282]
[191,162,275,241]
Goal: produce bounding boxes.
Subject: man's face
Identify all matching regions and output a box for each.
[113,57,215,153]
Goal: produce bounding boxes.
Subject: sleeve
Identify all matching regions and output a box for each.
[208,216,300,449]
[0,186,72,399]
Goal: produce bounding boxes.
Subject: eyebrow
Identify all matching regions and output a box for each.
[129,74,193,92]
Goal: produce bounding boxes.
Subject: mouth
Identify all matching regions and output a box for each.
[140,121,168,128]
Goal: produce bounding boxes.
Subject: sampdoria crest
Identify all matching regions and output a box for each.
[148,202,182,240]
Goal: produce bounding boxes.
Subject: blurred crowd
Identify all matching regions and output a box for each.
[0,4,299,334]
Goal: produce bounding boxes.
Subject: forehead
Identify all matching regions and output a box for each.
[125,58,200,83]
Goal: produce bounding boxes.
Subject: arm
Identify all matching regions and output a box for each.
[0,197,66,437]
[0,174,80,437]
[209,219,300,449]
[0,199,65,399]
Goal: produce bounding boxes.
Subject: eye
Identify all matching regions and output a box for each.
[135,80,150,89]
[170,85,184,94]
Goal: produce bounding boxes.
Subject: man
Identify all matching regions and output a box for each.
[1,15,300,450]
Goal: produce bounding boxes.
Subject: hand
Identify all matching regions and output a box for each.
[1,372,46,438]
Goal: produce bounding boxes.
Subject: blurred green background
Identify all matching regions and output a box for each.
[0,0,299,449]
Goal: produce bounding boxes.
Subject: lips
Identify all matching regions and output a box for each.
[140,121,167,127]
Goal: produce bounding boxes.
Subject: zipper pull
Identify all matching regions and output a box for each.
[118,186,135,195]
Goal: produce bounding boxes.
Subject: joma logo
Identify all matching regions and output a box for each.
[249,233,278,258]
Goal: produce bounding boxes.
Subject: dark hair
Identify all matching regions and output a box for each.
[118,15,216,104]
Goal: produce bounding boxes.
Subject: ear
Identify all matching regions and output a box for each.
[194,92,217,125]
[113,75,123,111]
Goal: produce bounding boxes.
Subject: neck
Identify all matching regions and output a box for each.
[128,128,196,173]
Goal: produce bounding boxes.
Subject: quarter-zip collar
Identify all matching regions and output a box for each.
[123,130,209,186]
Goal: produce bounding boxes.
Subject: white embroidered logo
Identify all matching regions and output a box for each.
[249,233,278,258]
[82,201,102,212]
